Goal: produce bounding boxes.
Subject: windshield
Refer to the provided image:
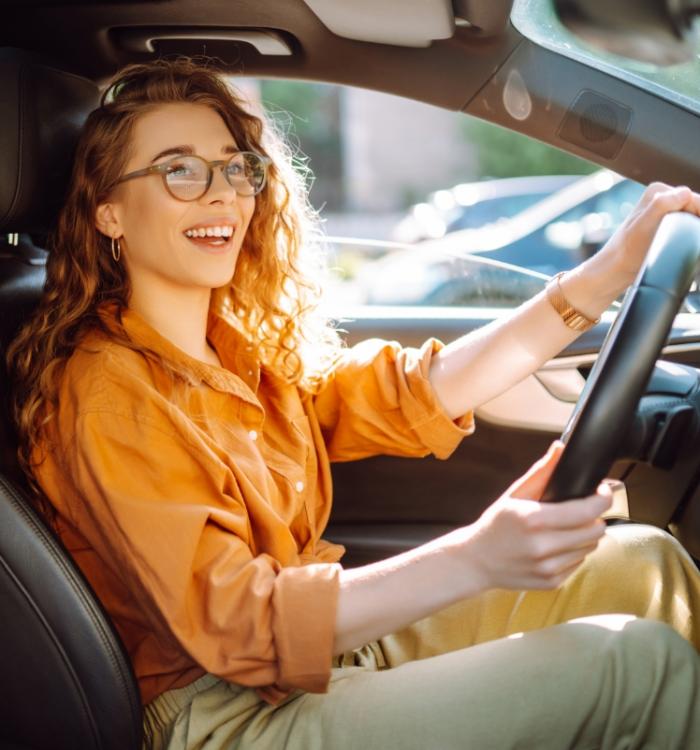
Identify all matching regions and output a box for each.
[512,0,700,117]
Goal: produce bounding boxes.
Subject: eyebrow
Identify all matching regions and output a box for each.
[149,144,239,164]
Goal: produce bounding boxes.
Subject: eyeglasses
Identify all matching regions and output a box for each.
[115,151,270,201]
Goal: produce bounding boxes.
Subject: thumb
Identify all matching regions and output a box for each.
[509,440,564,500]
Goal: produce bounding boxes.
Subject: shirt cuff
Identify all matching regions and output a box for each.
[271,562,341,693]
[402,337,475,459]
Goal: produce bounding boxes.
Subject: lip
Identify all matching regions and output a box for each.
[183,233,235,256]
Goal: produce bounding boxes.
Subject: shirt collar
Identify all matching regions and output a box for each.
[97,303,261,403]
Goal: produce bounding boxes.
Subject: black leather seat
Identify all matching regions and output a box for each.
[0,50,143,750]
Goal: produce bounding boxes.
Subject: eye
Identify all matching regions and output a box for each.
[225,157,246,179]
[166,159,197,178]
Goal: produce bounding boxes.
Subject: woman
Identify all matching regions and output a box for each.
[7,57,700,749]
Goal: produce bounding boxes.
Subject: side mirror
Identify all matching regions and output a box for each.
[553,0,700,65]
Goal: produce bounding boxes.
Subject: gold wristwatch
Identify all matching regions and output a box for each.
[545,272,600,332]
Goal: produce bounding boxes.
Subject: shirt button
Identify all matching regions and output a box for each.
[248,370,254,377]
[248,430,258,441]
[295,481,304,492]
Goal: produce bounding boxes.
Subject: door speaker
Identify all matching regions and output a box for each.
[558,90,632,160]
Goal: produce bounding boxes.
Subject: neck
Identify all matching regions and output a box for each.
[127,278,219,365]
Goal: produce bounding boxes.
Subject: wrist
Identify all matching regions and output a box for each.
[558,254,629,320]
[439,524,492,597]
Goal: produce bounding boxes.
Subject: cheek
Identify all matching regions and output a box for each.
[241,196,256,233]
[122,185,188,252]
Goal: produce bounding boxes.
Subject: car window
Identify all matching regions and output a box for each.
[239,79,689,315]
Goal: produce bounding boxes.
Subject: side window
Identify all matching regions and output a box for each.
[240,79,647,312]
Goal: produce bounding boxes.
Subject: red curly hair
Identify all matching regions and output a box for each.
[7,57,343,503]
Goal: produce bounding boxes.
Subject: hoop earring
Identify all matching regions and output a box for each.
[111,236,121,262]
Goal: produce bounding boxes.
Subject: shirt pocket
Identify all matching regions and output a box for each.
[263,416,311,489]
[262,416,315,532]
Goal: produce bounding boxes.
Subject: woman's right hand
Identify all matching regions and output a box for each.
[456,441,612,591]
[335,441,612,654]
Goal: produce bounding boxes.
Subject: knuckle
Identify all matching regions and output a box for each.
[642,182,671,203]
[536,557,557,576]
[523,509,544,532]
[645,181,669,197]
[529,538,548,561]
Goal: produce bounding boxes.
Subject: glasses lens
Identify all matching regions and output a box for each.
[224,152,267,196]
[164,156,209,200]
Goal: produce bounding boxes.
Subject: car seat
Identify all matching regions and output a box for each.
[0,49,142,750]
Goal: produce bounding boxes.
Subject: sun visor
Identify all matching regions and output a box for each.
[0,49,99,233]
[302,0,455,47]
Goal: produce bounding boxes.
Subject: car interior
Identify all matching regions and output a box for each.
[2,1,700,748]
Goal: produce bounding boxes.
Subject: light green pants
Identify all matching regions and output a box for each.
[143,525,700,749]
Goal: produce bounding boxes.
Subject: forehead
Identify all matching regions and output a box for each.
[128,102,236,160]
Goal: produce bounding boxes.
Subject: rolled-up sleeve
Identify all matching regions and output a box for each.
[64,410,340,695]
[314,337,474,461]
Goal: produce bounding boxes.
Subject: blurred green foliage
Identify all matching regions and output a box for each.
[260,80,344,209]
[464,118,597,179]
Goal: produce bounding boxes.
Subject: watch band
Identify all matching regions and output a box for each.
[545,272,600,332]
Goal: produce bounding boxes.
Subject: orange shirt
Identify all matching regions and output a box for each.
[33,305,473,706]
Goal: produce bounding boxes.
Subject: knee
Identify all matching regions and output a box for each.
[602,616,695,665]
[568,614,693,657]
[597,523,683,568]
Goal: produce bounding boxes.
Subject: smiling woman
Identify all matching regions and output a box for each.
[5,56,700,750]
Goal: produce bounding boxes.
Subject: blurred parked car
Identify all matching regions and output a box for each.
[358,170,644,306]
[391,174,580,243]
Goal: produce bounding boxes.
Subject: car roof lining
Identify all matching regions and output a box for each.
[0,0,523,110]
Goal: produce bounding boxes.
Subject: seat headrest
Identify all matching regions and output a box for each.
[0,49,100,234]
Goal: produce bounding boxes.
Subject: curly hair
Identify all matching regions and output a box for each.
[7,57,343,503]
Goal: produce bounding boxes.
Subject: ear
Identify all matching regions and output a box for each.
[95,201,123,239]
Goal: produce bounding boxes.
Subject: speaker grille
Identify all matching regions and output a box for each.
[558,90,632,160]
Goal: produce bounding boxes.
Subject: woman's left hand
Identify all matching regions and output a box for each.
[596,182,700,292]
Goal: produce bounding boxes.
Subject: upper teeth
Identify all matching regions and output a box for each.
[184,225,234,238]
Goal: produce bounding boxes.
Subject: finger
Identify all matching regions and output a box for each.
[528,493,611,530]
[545,557,591,589]
[643,186,695,225]
[534,542,599,579]
[678,189,700,218]
[509,441,564,500]
[640,181,674,205]
[523,557,588,590]
[531,521,606,559]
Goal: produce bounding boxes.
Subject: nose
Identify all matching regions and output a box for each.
[203,164,238,204]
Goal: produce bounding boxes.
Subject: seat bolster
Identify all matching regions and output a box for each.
[0,474,142,750]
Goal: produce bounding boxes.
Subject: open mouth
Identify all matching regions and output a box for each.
[183,224,235,250]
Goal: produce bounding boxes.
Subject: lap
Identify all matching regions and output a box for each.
[159,616,699,750]
[379,523,699,666]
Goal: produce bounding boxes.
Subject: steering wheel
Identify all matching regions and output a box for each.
[542,211,700,502]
